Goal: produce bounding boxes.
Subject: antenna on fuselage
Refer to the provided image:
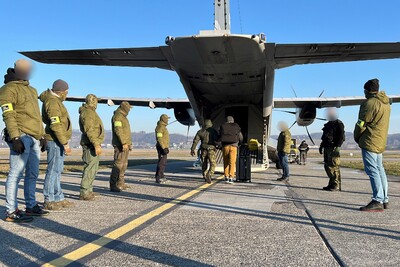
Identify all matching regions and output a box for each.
[214,0,231,32]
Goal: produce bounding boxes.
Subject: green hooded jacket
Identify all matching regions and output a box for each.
[155,114,169,149]
[277,129,292,154]
[79,104,104,147]
[191,120,219,151]
[111,105,132,147]
[39,89,72,145]
[354,91,391,153]
[0,80,44,140]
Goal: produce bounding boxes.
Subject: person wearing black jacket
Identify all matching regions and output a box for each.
[298,140,309,165]
[319,108,345,191]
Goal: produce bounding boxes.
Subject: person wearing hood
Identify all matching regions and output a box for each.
[40,79,73,210]
[109,101,133,192]
[190,119,219,184]
[219,116,243,184]
[79,94,104,200]
[0,59,48,223]
[354,79,391,212]
[276,121,291,181]
[319,107,345,191]
[298,140,309,165]
[155,114,170,184]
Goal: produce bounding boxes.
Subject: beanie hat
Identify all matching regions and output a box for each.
[364,78,379,93]
[52,79,69,92]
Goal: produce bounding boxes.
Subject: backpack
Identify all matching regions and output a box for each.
[220,123,241,144]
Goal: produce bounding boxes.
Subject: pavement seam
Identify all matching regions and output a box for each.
[40,176,224,267]
[284,180,346,267]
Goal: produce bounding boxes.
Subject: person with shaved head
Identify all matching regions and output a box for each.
[276,121,291,181]
[0,59,48,222]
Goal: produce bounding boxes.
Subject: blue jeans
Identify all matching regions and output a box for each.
[278,152,290,178]
[5,135,40,214]
[362,149,388,203]
[43,141,65,202]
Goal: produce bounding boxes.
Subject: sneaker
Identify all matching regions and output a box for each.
[79,194,95,201]
[44,201,62,211]
[224,177,228,182]
[383,202,389,209]
[277,177,289,181]
[25,204,49,216]
[227,178,234,184]
[5,209,33,223]
[360,200,384,212]
[58,200,75,208]
[205,173,212,184]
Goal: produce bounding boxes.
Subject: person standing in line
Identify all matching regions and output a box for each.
[319,108,345,191]
[0,59,48,222]
[109,101,133,192]
[219,116,243,184]
[190,119,219,184]
[354,79,391,212]
[155,114,170,184]
[276,121,291,181]
[79,94,104,200]
[40,79,74,210]
[298,140,309,165]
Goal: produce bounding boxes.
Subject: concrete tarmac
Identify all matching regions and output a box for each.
[0,160,399,266]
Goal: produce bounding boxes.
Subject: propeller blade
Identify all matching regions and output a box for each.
[315,117,326,121]
[318,90,325,98]
[289,121,297,129]
[186,125,191,142]
[291,85,298,97]
[276,110,297,115]
[306,126,315,145]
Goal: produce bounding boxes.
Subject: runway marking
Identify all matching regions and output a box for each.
[42,176,224,267]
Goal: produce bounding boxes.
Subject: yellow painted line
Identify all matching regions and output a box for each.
[42,176,224,267]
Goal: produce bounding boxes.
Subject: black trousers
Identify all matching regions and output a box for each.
[155,145,167,180]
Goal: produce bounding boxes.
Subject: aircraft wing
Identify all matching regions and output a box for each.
[66,96,191,109]
[273,95,400,109]
[20,46,173,70]
[274,42,400,68]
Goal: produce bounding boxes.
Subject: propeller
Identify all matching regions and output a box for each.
[305,126,315,145]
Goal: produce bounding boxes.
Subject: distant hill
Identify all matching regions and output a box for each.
[271,132,400,150]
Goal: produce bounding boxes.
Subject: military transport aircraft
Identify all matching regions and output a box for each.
[21,0,400,168]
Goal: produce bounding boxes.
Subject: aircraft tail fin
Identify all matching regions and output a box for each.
[214,0,231,32]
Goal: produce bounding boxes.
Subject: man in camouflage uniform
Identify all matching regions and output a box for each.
[109,101,133,192]
[276,121,291,181]
[355,79,391,212]
[319,108,345,191]
[79,94,104,200]
[0,59,48,222]
[40,79,74,210]
[190,119,219,184]
[155,114,170,184]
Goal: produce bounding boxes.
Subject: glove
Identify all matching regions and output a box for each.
[163,148,169,155]
[190,150,196,157]
[95,145,102,156]
[12,137,25,154]
[319,146,323,155]
[333,147,340,156]
[129,145,134,151]
[63,144,72,156]
[40,137,47,152]
[122,144,130,152]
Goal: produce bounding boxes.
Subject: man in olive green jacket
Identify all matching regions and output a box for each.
[276,121,291,181]
[109,101,133,192]
[79,94,105,200]
[354,79,391,212]
[0,59,48,222]
[155,114,170,184]
[190,119,219,183]
[40,79,74,210]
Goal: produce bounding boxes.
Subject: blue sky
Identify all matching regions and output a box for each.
[0,0,399,136]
